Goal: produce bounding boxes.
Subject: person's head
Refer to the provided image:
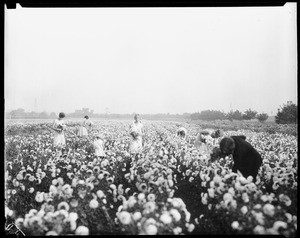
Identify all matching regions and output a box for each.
[214,129,224,138]
[219,137,235,156]
[84,115,89,119]
[59,112,65,119]
[134,114,140,122]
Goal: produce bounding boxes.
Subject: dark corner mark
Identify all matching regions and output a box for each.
[4,0,288,9]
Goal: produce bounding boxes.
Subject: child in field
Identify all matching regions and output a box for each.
[195,129,224,152]
[78,115,93,137]
[52,112,67,149]
[93,133,106,158]
[129,114,144,154]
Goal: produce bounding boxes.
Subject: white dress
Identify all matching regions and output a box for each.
[129,122,143,154]
[53,119,66,147]
[93,139,105,157]
[78,119,92,136]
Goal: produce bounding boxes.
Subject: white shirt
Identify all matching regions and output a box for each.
[130,121,143,136]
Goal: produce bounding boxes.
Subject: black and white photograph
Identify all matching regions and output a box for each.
[4,2,297,236]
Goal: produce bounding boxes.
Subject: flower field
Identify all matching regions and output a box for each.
[4,120,298,236]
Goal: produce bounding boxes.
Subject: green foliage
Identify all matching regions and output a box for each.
[256,113,269,123]
[275,103,297,124]
[242,109,257,120]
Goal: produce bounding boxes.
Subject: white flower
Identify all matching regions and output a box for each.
[68,212,78,221]
[35,192,44,203]
[187,223,195,232]
[52,179,58,185]
[278,194,292,207]
[170,208,181,222]
[46,231,59,236]
[213,175,222,184]
[97,190,105,198]
[253,225,266,234]
[69,220,77,231]
[240,206,248,214]
[223,193,233,202]
[173,227,182,235]
[29,187,34,193]
[89,199,99,209]
[285,213,292,223]
[242,193,249,203]
[133,212,142,221]
[160,212,172,224]
[5,207,13,217]
[253,204,262,210]
[144,224,158,235]
[118,211,131,225]
[110,184,117,190]
[263,204,275,217]
[75,226,89,235]
[168,179,174,187]
[57,201,70,211]
[273,221,287,231]
[231,221,239,230]
[138,193,145,201]
[49,185,58,194]
[207,188,215,198]
[228,187,235,196]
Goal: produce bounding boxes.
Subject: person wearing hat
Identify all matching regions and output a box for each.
[52,112,67,149]
[176,127,187,139]
[194,129,224,154]
[195,129,224,147]
[78,115,93,137]
[93,133,106,157]
[218,136,262,182]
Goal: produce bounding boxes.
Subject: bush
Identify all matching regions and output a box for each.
[243,109,257,120]
[275,103,297,124]
[256,113,269,123]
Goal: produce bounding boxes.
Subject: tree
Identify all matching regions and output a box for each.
[275,103,297,124]
[226,110,243,121]
[256,113,269,123]
[10,108,25,118]
[243,108,257,120]
[50,112,57,118]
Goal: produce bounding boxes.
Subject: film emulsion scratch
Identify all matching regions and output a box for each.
[4,3,297,236]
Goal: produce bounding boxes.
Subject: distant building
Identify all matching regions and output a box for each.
[72,108,94,117]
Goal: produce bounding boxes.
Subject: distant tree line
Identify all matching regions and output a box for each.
[6,102,297,124]
[190,109,270,123]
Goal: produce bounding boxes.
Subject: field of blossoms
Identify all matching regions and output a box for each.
[5,120,298,236]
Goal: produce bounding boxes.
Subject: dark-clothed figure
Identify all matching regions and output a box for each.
[219,136,262,182]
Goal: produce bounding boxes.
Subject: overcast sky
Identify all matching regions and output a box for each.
[5,3,297,115]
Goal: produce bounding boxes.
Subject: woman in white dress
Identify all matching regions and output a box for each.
[93,133,106,158]
[78,115,92,137]
[52,112,67,149]
[129,114,144,154]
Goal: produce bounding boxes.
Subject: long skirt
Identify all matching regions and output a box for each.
[95,148,106,157]
[78,126,88,136]
[54,133,66,147]
[130,136,143,154]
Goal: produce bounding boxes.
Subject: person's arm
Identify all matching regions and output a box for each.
[140,124,144,136]
[52,121,61,132]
